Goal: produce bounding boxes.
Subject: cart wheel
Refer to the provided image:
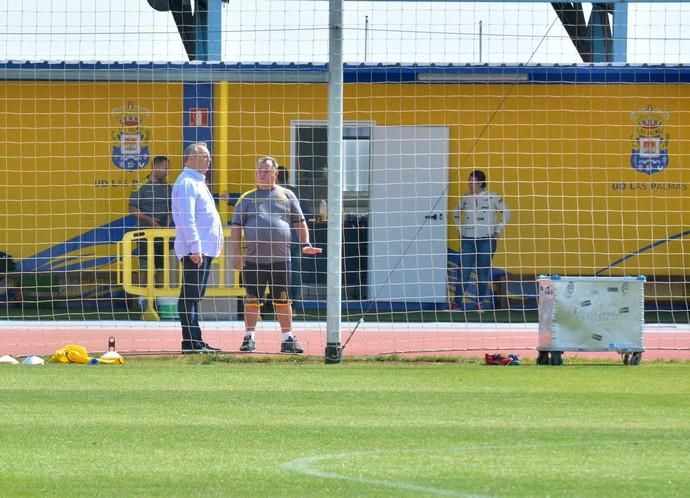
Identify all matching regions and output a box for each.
[537,351,550,365]
[623,353,630,366]
[549,351,563,366]
[630,352,642,366]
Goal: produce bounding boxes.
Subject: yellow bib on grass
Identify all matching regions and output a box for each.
[51,344,124,365]
[51,344,90,364]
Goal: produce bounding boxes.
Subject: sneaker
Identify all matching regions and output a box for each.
[280,336,304,354]
[239,337,256,353]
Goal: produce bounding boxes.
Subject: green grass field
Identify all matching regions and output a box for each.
[2,357,689,497]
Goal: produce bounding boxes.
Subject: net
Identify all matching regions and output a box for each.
[1,1,689,359]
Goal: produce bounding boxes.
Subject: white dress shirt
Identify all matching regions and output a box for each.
[172,167,223,258]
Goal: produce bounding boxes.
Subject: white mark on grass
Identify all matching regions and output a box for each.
[282,449,491,498]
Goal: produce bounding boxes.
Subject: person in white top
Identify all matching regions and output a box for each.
[172,142,223,353]
[453,170,511,309]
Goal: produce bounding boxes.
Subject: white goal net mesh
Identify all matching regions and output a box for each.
[1,1,689,357]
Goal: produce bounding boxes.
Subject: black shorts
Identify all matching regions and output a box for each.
[138,238,166,270]
[242,261,290,303]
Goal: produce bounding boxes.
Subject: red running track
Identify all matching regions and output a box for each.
[1,321,689,361]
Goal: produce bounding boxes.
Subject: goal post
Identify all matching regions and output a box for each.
[326,0,345,364]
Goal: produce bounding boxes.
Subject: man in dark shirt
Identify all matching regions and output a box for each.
[129,155,173,309]
[230,156,321,354]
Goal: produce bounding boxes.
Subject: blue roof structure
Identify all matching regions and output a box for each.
[2,61,690,84]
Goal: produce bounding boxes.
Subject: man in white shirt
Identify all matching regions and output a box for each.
[172,142,223,353]
[453,170,511,310]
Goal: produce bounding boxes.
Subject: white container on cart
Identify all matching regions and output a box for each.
[536,275,645,365]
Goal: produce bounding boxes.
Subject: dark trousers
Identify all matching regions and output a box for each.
[178,255,213,349]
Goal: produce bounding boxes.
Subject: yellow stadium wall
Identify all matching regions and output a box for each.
[0,79,687,279]
[221,82,689,278]
[0,82,183,269]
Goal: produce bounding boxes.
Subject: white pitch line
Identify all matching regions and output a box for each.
[282,450,491,498]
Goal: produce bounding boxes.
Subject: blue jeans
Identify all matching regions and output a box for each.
[460,237,497,304]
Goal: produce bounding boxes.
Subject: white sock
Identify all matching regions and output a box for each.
[245,331,255,339]
[282,332,293,341]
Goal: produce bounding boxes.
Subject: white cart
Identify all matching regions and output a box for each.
[537,275,645,365]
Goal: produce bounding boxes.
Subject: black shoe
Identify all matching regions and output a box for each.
[181,341,198,354]
[182,347,217,354]
[280,336,304,354]
[239,337,256,352]
[181,341,218,354]
[182,347,203,355]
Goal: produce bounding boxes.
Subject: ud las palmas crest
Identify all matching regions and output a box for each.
[111,103,151,171]
[630,105,670,175]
